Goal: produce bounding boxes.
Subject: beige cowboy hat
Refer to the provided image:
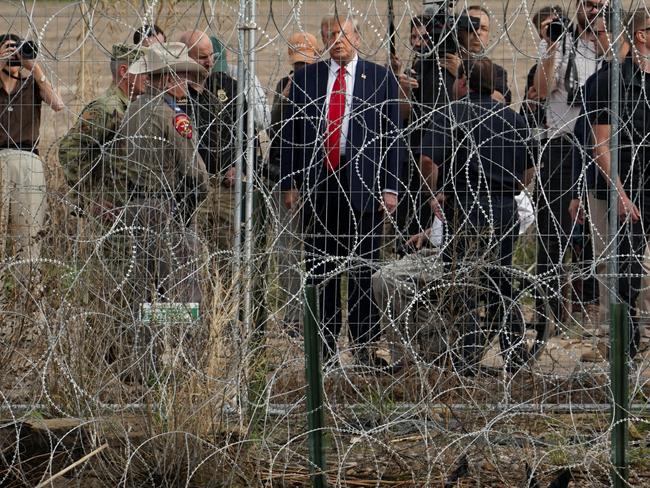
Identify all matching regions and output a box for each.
[128,42,207,77]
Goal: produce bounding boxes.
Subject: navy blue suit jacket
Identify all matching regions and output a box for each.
[280,58,402,213]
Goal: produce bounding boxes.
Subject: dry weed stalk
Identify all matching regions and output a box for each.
[170,263,242,438]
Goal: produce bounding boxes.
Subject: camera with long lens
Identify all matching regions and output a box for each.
[422,0,481,55]
[541,15,586,107]
[1,34,38,66]
[548,16,571,43]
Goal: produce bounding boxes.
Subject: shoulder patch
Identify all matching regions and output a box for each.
[174,113,193,139]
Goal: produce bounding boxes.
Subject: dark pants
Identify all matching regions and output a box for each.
[616,206,648,358]
[444,195,526,367]
[303,175,382,357]
[396,156,433,244]
[535,138,597,327]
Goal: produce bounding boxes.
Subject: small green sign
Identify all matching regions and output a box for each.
[139,303,200,324]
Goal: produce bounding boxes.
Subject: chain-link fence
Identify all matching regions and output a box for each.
[1,0,650,486]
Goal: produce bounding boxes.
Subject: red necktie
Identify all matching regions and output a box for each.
[325,67,347,171]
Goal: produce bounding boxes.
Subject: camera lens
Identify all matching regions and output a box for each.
[548,19,566,43]
[19,40,38,60]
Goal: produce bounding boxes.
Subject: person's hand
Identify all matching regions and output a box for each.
[382,191,397,214]
[568,198,585,224]
[619,193,641,222]
[539,16,561,50]
[406,228,432,249]
[223,166,236,187]
[283,189,299,210]
[282,77,292,98]
[390,52,402,74]
[20,57,36,71]
[430,193,445,221]
[398,73,418,95]
[0,40,16,69]
[527,85,539,101]
[491,90,506,104]
[439,53,461,77]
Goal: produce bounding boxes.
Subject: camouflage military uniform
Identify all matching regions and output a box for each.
[57,45,136,312]
[58,84,128,210]
[57,45,144,369]
[111,86,209,307]
[58,45,140,211]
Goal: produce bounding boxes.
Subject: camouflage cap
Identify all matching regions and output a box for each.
[111,43,142,64]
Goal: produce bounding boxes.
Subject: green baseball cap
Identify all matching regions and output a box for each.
[210,36,228,73]
[111,43,143,64]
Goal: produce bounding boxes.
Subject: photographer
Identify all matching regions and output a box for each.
[520,6,565,132]
[531,0,604,335]
[392,15,444,240]
[446,6,510,103]
[394,8,490,240]
[407,15,455,113]
[0,34,63,291]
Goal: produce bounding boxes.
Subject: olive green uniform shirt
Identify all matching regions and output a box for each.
[58,84,129,208]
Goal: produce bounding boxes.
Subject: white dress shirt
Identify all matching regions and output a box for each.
[324,55,358,155]
[539,34,598,137]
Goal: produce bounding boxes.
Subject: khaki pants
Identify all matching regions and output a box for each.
[197,177,237,258]
[0,149,47,287]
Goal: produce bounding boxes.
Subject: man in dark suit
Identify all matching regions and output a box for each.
[281,16,402,364]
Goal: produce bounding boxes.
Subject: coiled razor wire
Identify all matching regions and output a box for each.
[0,0,649,486]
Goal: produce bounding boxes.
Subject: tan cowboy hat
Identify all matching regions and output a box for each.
[128,42,207,76]
[287,32,319,64]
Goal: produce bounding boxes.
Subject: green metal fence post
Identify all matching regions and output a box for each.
[303,285,327,488]
[610,303,629,485]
